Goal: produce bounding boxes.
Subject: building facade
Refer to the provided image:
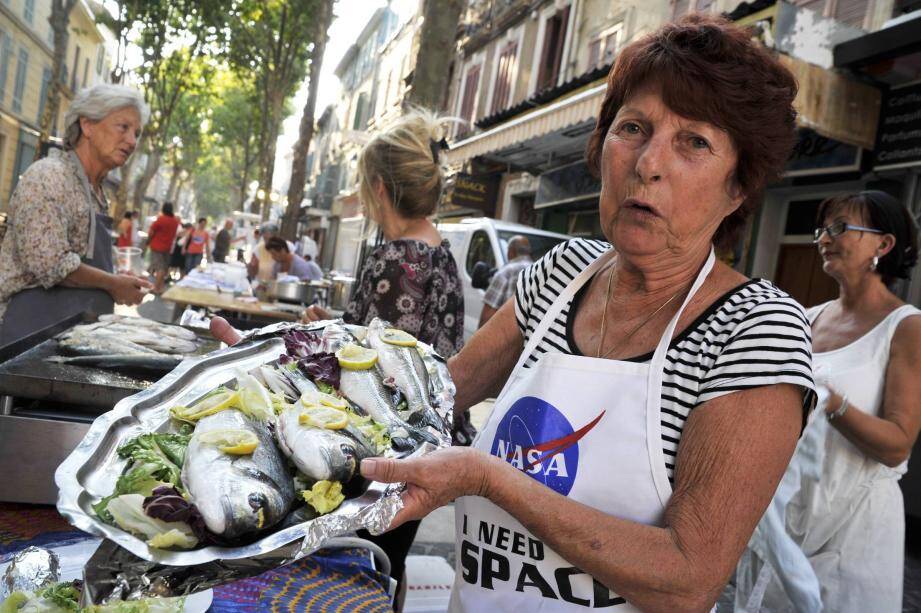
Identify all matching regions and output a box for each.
[0,0,113,209]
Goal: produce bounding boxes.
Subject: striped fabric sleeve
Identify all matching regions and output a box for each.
[514,240,569,337]
[697,295,815,403]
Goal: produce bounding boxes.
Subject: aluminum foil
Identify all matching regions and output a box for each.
[1,547,60,599]
[55,319,453,599]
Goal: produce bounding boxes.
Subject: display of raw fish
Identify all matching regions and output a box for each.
[182,409,294,539]
[97,323,198,354]
[99,313,198,341]
[58,330,159,356]
[322,324,436,448]
[275,406,376,482]
[366,319,445,432]
[46,353,183,371]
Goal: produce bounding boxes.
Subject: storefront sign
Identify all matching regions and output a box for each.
[875,81,921,171]
[785,128,862,177]
[448,173,500,216]
[535,161,601,209]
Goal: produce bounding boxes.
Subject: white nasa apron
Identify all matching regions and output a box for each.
[450,247,715,611]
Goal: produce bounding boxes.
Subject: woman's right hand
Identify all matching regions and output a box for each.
[107,273,152,305]
[301,304,331,322]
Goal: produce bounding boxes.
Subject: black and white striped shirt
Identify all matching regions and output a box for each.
[514,239,814,482]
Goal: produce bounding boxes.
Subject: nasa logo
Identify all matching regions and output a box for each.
[490,396,604,496]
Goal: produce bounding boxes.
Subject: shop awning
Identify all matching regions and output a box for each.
[780,54,881,150]
[446,82,606,166]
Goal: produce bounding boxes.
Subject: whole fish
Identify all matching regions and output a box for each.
[322,324,435,448]
[182,409,294,540]
[275,406,376,482]
[46,353,182,371]
[366,319,446,433]
[101,323,198,354]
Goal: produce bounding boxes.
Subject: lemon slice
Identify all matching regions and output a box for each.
[171,390,238,422]
[299,405,349,430]
[335,344,378,370]
[197,428,259,454]
[382,328,417,347]
[301,391,349,410]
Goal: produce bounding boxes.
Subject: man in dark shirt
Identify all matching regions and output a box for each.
[212,219,239,263]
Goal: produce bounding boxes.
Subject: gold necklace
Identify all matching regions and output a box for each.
[596,264,683,360]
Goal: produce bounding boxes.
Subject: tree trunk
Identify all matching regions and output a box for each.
[35,0,78,161]
[281,0,333,241]
[405,0,466,111]
[166,164,183,203]
[132,148,162,213]
[112,151,138,219]
[257,92,285,220]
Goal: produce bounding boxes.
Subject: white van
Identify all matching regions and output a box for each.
[437,218,571,340]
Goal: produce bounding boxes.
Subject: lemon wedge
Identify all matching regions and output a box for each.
[299,405,349,430]
[170,389,238,423]
[301,390,349,410]
[335,344,378,370]
[197,428,259,454]
[381,328,417,347]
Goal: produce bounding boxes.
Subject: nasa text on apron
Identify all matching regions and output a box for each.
[451,247,715,612]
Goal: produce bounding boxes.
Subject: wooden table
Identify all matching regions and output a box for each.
[161,285,301,321]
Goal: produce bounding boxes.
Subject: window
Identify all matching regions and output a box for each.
[536,6,570,91]
[96,45,105,75]
[23,0,35,23]
[696,0,715,12]
[37,67,51,123]
[71,46,81,91]
[352,92,368,130]
[587,24,622,70]
[672,0,691,18]
[457,64,481,137]
[465,230,495,276]
[0,30,10,105]
[832,0,869,27]
[490,40,517,115]
[12,48,29,113]
[82,57,89,88]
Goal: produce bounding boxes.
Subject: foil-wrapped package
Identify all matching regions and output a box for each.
[1,547,60,599]
[55,319,451,600]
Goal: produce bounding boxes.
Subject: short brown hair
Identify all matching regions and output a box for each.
[586,14,798,249]
[265,236,289,253]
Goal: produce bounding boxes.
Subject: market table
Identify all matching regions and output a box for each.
[0,503,394,612]
[161,285,303,322]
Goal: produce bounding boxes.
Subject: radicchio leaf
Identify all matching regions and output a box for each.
[143,485,210,543]
[298,353,340,389]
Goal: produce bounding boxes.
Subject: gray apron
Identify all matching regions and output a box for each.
[0,152,115,345]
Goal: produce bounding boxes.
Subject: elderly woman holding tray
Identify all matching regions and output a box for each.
[214,16,814,611]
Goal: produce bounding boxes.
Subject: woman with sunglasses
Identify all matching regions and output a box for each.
[737,190,921,612]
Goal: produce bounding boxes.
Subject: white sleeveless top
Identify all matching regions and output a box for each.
[807,302,921,478]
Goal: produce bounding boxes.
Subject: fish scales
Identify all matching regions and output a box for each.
[182,409,294,539]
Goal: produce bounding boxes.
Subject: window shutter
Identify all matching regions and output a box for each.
[588,39,601,69]
[458,64,481,136]
[491,41,517,115]
[833,0,868,27]
[673,0,690,18]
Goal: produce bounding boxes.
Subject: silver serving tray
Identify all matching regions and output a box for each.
[55,322,454,567]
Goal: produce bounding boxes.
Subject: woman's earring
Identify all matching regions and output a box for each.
[871,255,879,271]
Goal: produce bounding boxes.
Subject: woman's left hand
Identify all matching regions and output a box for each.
[360,447,493,530]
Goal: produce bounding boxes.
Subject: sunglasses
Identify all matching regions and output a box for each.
[813,221,883,243]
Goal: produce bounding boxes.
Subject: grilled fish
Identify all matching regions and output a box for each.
[182,409,294,539]
[366,319,446,432]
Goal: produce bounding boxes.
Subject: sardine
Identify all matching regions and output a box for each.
[275,406,375,482]
[46,353,182,371]
[322,324,435,448]
[366,319,446,432]
[182,409,294,539]
[98,323,199,354]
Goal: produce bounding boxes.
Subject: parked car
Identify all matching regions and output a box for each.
[437,218,571,340]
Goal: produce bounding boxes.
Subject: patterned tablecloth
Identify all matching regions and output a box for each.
[0,503,394,612]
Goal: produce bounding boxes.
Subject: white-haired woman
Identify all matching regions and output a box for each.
[0,84,152,344]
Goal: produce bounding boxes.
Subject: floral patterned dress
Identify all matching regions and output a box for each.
[344,239,464,358]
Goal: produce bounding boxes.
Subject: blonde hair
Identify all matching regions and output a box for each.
[358,108,449,222]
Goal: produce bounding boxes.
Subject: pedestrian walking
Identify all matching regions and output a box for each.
[184,217,210,273]
[478,235,532,327]
[147,202,181,293]
[116,211,134,248]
